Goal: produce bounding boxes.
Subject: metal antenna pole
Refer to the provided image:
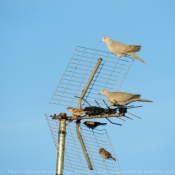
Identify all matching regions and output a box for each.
[76,120,93,170]
[48,47,137,175]
[78,58,102,109]
[76,58,102,170]
[56,117,66,175]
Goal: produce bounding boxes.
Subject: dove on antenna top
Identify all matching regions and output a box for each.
[101,36,147,64]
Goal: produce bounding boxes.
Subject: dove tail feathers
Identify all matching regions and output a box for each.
[132,94,141,99]
[127,52,147,65]
[130,45,141,52]
[139,98,153,102]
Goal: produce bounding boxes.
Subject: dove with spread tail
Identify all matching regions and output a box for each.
[100,89,152,106]
[99,148,116,161]
[83,121,107,130]
[101,36,147,64]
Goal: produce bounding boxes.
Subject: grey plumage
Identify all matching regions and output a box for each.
[101,36,147,64]
[100,89,152,106]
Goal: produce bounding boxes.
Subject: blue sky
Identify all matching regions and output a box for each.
[0,0,175,174]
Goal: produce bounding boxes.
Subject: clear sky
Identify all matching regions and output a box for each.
[0,0,175,174]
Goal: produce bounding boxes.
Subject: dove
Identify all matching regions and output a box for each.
[101,36,147,64]
[67,107,86,116]
[100,89,152,106]
[99,148,116,161]
[83,121,107,130]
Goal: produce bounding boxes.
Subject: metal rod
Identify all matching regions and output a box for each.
[78,58,102,109]
[103,100,110,109]
[95,100,101,107]
[75,96,92,107]
[56,119,66,175]
[75,58,102,171]
[127,111,141,119]
[76,120,93,170]
[118,117,126,121]
[105,117,122,126]
[124,115,133,120]
[51,112,125,120]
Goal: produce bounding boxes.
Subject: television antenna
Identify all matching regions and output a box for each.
[46,46,144,175]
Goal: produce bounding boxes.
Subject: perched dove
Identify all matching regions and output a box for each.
[99,148,116,161]
[101,36,147,64]
[83,121,107,130]
[67,107,86,116]
[100,89,152,106]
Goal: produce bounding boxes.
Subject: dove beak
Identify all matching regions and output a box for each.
[100,40,102,42]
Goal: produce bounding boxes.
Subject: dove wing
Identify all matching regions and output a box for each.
[109,41,129,54]
[119,97,152,105]
[109,92,135,102]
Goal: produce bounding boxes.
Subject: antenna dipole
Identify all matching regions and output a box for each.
[47,46,137,175]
